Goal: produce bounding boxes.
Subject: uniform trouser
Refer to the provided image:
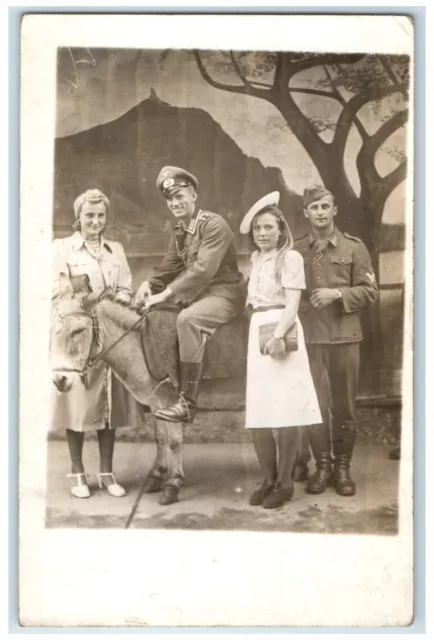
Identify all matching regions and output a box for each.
[307,343,360,455]
[177,295,241,363]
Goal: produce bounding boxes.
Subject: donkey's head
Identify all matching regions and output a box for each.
[51,274,113,392]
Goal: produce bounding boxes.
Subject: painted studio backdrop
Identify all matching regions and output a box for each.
[53,48,408,406]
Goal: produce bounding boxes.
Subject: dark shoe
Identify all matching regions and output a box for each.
[159,485,180,505]
[306,453,333,494]
[389,446,401,461]
[154,362,203,424]
[292,462,309,482]
[142,475,164,494]
[263,485,294,509]
[334,454,356,496]
[249,480,274,506]
[333,428,357,496]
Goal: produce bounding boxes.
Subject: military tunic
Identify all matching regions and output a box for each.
[294,228,378,426]
[149,209,246,362]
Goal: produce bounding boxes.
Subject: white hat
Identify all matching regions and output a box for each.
[239,191,280,235]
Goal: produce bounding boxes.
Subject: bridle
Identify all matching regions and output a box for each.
[52,306,148,387]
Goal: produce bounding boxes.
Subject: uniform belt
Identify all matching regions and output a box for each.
[248,305,285,313]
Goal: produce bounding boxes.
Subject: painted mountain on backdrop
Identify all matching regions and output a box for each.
[53,90,304,254]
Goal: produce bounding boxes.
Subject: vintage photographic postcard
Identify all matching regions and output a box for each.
[19,13,414,627]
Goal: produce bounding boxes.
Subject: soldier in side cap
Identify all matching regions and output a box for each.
[135,166,246,424]
[294,185,378,497]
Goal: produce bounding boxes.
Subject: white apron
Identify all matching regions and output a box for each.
[245,308,322,429]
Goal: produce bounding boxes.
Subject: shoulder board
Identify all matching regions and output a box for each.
[294,233,308,242]
[343,232,362,243]
[198,211,212,221]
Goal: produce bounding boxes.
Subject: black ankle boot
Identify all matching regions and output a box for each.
[306,424,332,494]
[334,454,356,496]
[154,362,204,423]
[306,453,333,494]
[333,429,357,496]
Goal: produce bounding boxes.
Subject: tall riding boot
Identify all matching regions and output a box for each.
[306,424,333,495]
[153,362,204,423]
[333,427,357,496]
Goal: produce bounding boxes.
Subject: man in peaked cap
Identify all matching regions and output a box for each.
[294,185,378,497]
[135,165,246,424]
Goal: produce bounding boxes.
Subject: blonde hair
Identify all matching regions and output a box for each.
[72,188,110,230]
[249,206,294,285]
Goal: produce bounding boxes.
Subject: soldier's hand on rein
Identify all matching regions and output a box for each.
[264,337,286,358]
[144,292,167,310]
[134,280,152,305]
[310,288,341,310]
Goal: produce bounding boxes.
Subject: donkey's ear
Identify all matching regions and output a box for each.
[57,272,74,298]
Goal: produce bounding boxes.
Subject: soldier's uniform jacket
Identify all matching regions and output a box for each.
[149,209,245,306]
[294,227,378,344]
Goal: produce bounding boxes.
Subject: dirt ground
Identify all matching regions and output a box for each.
[45,441,399,534]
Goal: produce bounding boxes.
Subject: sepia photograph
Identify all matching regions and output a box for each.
[19,13,414,627]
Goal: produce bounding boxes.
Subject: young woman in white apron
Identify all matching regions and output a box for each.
[240,192,322,509]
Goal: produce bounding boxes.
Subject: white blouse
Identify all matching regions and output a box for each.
[246,249,306,309]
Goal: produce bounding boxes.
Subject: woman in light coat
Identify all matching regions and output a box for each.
[52,189,133,499]
[240,192,322,509]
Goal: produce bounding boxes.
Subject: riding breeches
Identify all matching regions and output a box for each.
[176,295,241,362]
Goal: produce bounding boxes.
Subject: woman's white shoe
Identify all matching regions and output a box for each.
[97,472,126,497]
[67,472,91,499]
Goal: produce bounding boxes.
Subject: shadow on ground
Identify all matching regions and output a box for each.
[45,442,399,535]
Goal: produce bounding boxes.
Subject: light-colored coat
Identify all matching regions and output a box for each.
[51,232,138,432]
[52,232,132,302]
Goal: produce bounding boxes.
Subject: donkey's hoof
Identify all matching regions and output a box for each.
[159,486,179,506]
[142,475,164,494]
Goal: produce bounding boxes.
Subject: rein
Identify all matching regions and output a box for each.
[53,301,181,386]
[86,311,146,371]
[53,307,147,385]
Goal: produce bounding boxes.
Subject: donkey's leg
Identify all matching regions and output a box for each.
[159,421,184,506]
[142,417,169,493]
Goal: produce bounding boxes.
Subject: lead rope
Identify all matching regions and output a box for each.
[82,302,181,381]
[82,309,149,381]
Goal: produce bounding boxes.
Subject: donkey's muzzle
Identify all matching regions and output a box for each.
[52,373,74,392]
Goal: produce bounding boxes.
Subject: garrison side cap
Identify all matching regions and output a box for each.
[302,185,333,207]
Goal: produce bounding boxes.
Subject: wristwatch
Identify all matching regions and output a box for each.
[336,289,343,301]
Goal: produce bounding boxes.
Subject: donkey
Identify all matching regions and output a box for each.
[51,283,191,505]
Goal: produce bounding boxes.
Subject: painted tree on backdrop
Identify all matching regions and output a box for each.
[188,51,410,389]
[190,51,409,267]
